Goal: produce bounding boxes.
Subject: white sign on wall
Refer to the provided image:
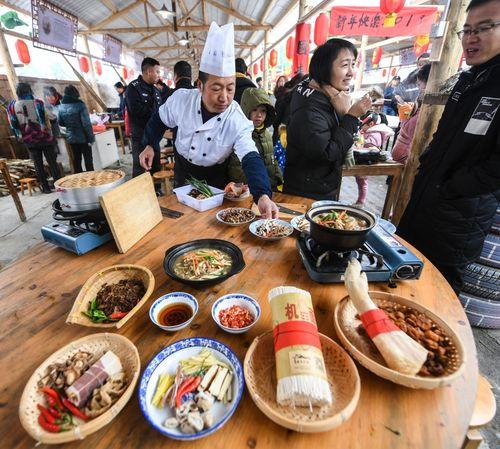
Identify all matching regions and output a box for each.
[31,0,77,54]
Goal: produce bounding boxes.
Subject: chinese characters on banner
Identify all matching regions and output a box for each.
[329,6,438,37]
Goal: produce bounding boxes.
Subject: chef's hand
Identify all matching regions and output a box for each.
[139,145,155,170]
[258,195,279,219]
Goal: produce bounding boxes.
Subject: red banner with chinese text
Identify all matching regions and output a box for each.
[329,6,438,37]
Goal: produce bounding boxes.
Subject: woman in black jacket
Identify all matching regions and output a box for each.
[283,39,371,200]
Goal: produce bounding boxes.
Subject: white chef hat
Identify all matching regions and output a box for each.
[200,22,235,77]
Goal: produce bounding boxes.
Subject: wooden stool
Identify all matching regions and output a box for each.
[152,170,174,196]
[461,375,496,449]
[160,158,168,171]
[161,146,175,163]
[19,178,40,196]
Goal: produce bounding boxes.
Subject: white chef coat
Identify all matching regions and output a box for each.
[158,88,259,166]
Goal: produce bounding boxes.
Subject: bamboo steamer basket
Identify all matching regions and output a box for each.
[66,264,155,329]
[334,291,466,389]
[244,331,360,433]
[19,333,140,445]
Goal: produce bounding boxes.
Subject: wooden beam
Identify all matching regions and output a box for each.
[178,0,202,25]
[204,0,260,26]
[132,43,254,50]
[0,28,18,98]
[90,0,143,30]
[144,0,150,29]
[80,24,270,34]
[201,0,207,24]
[130,31,162,47]
[392,0,469,224]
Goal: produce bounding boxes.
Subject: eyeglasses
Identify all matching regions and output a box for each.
[457,20,500,39]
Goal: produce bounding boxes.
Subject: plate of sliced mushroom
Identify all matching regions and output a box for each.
[138,337,244,440]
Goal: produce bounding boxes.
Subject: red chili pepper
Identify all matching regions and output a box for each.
[38,414,61,433]
[47,406,62,419]
[62,398,88,421]
[41,387,64,409]
[109,311,128,320]
[175,376,202,408]
[37,404,56,424]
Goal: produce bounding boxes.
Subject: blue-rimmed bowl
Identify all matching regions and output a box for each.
[138,337,244,440]
[211,294,261,334]
[149,292,198,332]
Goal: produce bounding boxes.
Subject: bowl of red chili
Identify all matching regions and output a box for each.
[212,294,261,334]
[149,292,199,332]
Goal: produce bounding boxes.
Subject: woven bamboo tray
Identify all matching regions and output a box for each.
[19,333,140,445]
[66,264,155,329]
[334,291,466,389]
[244,331,360,433]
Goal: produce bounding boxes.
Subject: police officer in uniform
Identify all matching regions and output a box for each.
[139,23,279,218]
[125,57,162,177]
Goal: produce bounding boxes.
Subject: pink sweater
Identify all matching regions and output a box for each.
[392,111,419,163]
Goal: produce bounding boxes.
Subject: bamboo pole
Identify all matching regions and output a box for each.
[354,35,368,92]
[392,0,469,224]
[59,53,107,111]
[0,29,19,98]
[82,35,103,111]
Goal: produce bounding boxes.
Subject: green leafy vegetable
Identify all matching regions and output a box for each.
[82,299,119,323]
[187,177,214,198]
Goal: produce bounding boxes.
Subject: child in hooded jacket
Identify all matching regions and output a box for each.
[227,88,283,189]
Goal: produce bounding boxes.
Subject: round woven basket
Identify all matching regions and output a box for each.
[334,291,466,389]
[19,333,140,445]
[244,331,360,433]
[66,264,155,329]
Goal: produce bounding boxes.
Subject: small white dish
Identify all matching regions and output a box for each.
[216,208,255,226]
[149,292,198,332]
[290,214,310,234]
[249,219,293,241]
[212,294,261,334]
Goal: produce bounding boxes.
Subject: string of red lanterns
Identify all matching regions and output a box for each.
[380,0,406,27]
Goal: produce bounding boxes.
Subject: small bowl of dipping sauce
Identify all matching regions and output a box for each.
[149,292,198,332]
[212,293,260,334]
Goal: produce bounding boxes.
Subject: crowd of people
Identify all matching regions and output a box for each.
[5,0,499,296]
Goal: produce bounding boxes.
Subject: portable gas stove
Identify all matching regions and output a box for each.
[41,200,113,255]
[297,224,423,283]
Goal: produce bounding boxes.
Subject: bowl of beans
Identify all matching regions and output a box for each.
[216,207,256,226]
[211,293,261,334]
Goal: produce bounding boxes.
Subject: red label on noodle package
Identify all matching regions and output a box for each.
[360,309,400,339]
[273,320,322,351]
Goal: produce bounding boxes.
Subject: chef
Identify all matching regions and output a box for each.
[139,22,279,218]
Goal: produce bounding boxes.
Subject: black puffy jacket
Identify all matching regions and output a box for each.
[234,74,256,104]
[283,79,359,200]
[398,54,500,268]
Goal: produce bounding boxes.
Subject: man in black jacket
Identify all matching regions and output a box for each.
[173,60,195,91]
[398,0,500,293]
[125,57,162,177]
[234,58,256,104]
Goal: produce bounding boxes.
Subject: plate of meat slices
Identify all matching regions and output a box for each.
[224,182,251,202]
[216,208,255,226]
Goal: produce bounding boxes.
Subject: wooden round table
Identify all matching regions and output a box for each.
[0,193,477,449]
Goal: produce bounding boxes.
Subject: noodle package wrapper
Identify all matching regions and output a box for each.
[268,286,332,407]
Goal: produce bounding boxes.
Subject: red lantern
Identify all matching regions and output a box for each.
[130,68,135,77]
[286,36,294,60]
[380,0,405,27]
[372,47,382,69]
[314,12,329,46]
[253,63,258,76]
[94,60,103,76]
[260,58,264,72]
[167,79,172,87]
[293,22,311,75]
[414,34,430,57]
[79,56,90,73]
[269,49,278,67]
[122,67,128,79]
[391,67,398,76]
[382,68,387,77]
[15,39,30,65]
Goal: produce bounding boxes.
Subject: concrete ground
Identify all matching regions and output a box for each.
[0,152,498,447]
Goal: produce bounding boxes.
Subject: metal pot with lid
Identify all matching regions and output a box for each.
[54,170,126,211]
[305,205,377,251]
